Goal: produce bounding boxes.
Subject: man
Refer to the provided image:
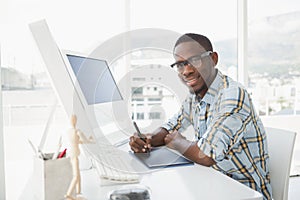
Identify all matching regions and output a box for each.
[129,33,272,199]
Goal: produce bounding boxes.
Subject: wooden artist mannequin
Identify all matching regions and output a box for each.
[65,115,94,200]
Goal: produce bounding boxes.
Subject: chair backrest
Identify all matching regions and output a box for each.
[265,127,297,200]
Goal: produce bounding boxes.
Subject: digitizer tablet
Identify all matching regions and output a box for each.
[133,147,193,168]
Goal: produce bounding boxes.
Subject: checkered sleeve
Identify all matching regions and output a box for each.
[161,97,192,132]
[198,86,252,162]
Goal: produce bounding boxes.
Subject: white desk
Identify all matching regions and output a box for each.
[20,157,263,200]
[20,142,263,200]
[80,164,263,200]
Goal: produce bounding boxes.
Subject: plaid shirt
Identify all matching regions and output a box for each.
[162,70,272,200]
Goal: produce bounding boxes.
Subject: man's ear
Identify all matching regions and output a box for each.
[211,52,218,66]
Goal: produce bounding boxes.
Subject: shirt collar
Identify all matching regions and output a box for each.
[193,70,223,105]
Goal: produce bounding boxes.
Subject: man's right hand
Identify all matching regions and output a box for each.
[129,133,152,153]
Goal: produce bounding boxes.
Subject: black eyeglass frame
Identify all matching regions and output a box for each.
[170,51,213,70]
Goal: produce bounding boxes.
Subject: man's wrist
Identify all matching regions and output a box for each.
[174,138,192,154]
[151,127,169,146]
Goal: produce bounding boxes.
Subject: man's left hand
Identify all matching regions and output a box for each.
[164,130,187,151]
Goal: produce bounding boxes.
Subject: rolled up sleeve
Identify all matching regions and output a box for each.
[162,98,192,132]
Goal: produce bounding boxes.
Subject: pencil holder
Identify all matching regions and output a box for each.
[32,154,73,200]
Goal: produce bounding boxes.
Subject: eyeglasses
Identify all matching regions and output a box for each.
[170,51,212,71]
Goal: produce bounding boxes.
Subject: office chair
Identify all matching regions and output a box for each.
[265,127,297,200]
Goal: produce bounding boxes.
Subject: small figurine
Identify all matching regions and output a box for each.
[65,114,94,200]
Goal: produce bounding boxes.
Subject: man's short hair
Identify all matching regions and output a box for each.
[174,33,213,52]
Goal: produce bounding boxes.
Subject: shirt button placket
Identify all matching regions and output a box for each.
[199,101,207,137]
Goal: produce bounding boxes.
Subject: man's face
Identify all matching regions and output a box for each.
[173,41,216,97]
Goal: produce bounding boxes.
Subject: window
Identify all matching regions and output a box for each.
[248,0,300,176]
[149,112,161,119]
[132,77,146,81]
[132,87,143,95]
[136,113,144,120]
[132,98,143,101]
[291,87,296,97]
[148,98,161,101]
[248,0,300,116]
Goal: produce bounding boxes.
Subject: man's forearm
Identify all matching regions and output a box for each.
[158,129,216,167]
[177,141,216,167]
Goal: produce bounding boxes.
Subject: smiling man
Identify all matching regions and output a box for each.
[129,33,272,200]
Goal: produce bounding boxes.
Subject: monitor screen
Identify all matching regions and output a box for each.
[66,54,123,105]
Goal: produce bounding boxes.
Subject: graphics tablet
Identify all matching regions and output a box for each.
[133,147,193,168]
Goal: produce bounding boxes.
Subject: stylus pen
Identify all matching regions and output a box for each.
[133,121,146,142]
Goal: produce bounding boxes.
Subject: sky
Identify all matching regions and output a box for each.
[0,0,299,74]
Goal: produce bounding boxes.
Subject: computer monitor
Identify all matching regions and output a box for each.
[61,50,133,140]
[29,20,131,143]
[64,53,123,105]
[29,20,151,176]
